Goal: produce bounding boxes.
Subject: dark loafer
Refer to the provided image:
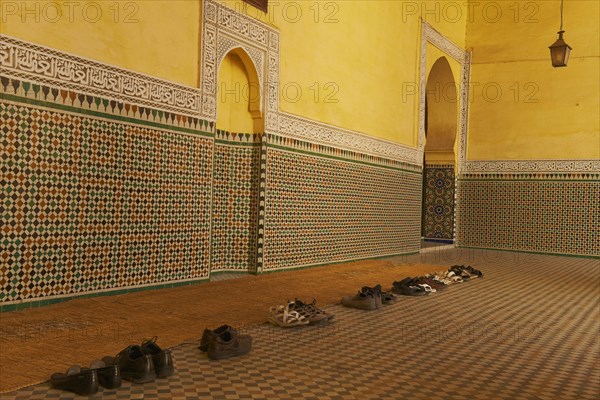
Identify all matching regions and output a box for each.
[103,345,156,383]
[141,337,174,378]
[90,360,121,389]
[50,366,99,395]
[207,329,252,360]
[200,325,236,352]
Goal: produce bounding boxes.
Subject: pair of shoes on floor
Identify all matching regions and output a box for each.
[450,264,483,278]
[50,361,120,396]
[103,337,174,384]
[342,285,396,310]
[50,337,172,394]
[413,276,447,291]
[199,325,252,360]
[268,299,334,327]
[391,278,431,296]
[287,298,335,325]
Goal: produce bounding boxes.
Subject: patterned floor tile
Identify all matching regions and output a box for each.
[1,248,598,399]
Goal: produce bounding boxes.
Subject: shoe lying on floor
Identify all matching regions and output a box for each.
[141,337,174,378]
[50,365,99,395]
[391,279,428,296]
[269,303,310,327]
[451,264,484,278]
[103,345,156,384]
[200,325,236,352]
[288,299,334,324]
[342,286,381,310]
[380,290,397,304]
[205,328,253,360]
[89,359,121,389]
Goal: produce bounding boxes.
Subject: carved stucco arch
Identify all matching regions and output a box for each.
[419,22,471,172]
[200,0,280,131]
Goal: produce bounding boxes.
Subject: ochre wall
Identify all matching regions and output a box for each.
[216,52,255,133]
[218,0,467,145]
[1,0,470,145]
[466,0,600,160]
[0,0,200,87]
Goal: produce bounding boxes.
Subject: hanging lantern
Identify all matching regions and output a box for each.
[549,0,572,67]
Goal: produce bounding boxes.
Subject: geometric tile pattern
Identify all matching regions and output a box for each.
[456,175,600,257]
[262,134,422,271]
[422,164,455,240]
[3,249,599,399]
[210,131,261,273]
[1,80,214,303]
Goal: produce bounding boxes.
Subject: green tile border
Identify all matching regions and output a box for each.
[456,246,600,260]
[1,92,214,138]
[0,278,209,313]
[209,270,258,277]
[259,250,421,274]
[214,139,262,147]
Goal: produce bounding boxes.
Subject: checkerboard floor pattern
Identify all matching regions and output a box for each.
[2,248,599,399]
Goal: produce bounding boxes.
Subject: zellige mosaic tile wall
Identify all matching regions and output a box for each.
[210,131,261,273]
[1,78,215,303]
[456,174,600,257]
[261,134,422,271]
[422,164,455,241]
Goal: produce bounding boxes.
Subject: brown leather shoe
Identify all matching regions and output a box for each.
[207,329,252,360]
[200,325,236,352]
[50,366,99,395]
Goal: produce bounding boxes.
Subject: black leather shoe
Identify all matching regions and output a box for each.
[141,337,174,378]
[50,366,99,395]
[90,360,121,389]
[103,345,156,383]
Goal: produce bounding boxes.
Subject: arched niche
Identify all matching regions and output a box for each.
[216,47,264,134]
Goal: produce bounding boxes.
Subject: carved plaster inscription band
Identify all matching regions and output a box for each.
[0,35,202,117]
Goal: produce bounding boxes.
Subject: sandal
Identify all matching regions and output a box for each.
[288,300,328,325]
[268,304,309,328]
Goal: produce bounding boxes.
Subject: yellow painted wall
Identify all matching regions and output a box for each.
[219,0,468,146]
[216,52,255,133]
[0,0,200,87]
[466,0,600,160]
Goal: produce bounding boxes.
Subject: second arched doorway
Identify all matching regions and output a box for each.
[421,56,458,243]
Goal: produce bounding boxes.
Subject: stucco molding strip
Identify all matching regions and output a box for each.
[277,113,423,165]
[462,159,600,174]
[0,34,202,118]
